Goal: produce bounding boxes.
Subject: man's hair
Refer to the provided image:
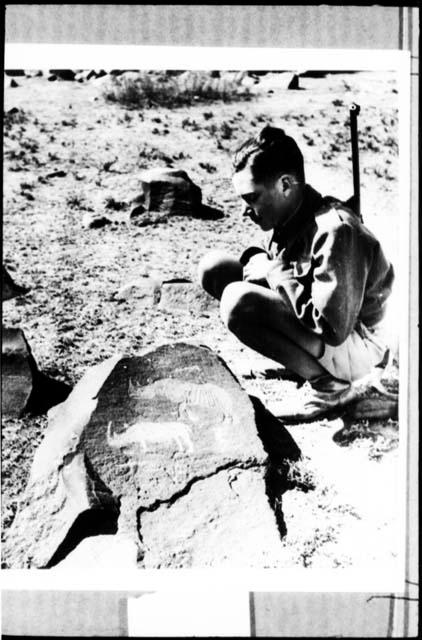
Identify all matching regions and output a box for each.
[233,125,305,183]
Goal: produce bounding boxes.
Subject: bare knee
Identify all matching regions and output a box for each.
[220,281,260,331]
[197,250,242,299]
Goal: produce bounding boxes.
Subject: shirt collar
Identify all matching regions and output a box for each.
[272,184,323,246]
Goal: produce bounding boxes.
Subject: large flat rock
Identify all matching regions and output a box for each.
[141,468,287,569]
[4,343,300,568]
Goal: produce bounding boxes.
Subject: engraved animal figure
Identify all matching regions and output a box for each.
[106,419,194,454]
[128,378,234,429]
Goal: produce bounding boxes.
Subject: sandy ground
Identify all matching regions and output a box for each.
[2,70,402,570]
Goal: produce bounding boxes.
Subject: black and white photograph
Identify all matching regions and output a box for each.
[2,59,407,571]
[1,4,418,636]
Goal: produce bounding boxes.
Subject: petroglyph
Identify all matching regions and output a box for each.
[106,419,194,454]
[126,378,235,452]
[128,378,234,428]
[167,457,188,484]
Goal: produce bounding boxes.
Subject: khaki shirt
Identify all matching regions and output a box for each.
[240,185,394,347]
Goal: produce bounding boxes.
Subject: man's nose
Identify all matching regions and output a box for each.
[241,203,253,218]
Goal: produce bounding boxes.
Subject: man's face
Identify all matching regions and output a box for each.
[232,165,292,231]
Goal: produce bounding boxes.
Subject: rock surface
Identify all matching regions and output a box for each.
[1,327,71,419]
[82,212,112,229]
[114,276,161,304]
[55,533,139,569]
[1,328,35,418]
[4,344,300,568]
[49,69,76,81]
[5,70,25,77]
[158,279,219,313]
[132,168,202,219]
[287,74,300,90]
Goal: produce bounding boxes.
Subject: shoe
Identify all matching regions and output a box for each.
[272,374,359,422]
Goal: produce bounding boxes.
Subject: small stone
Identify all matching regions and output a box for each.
[45,170,67,179]
[115,276,162,304]
[9,78,19,88]
[82,213,112,229]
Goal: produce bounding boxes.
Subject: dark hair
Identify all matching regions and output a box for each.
[233,125,305,183]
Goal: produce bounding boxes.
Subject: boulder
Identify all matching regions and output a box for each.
[4,344,300,568]
[1,328,35,418]
[287,74,300,90]
[9,78,19,88]
[82,212,112,229]
[25,70,43,78]
[131,169,202,219]
[2,265,30,300]
[5,70,25,77]
[1,327,71,419]
[49,69,76,81]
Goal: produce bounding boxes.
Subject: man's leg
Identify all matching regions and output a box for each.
[219,280,326,379]
[198,250,243,300]
[219,281,358,419]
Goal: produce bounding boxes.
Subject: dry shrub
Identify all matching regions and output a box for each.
[102,71,252,108]
[286,457,317,492]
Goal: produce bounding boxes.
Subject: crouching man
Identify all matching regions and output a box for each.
[198,125,394,420]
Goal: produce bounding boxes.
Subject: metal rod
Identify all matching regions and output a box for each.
[349,102,361,220]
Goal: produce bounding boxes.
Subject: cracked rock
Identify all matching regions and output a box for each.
[4,343,300,568]
[140,467,287,568]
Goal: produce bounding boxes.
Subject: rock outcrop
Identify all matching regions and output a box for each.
[1,328,35,418]
[1,327,71,419]
[4,344,300,569]
[129,169,224,224]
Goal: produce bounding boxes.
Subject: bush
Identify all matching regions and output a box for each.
[102,71,252,109]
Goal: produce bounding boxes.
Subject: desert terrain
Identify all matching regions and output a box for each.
[2,69,402,570]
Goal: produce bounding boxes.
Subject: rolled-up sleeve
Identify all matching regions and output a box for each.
[266,221,372,346]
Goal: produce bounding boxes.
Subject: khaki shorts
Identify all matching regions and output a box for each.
[318,322,388,382]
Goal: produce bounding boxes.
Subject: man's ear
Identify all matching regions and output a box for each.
[279,174,293,195]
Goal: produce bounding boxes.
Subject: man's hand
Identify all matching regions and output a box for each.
[243,253,273,285]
